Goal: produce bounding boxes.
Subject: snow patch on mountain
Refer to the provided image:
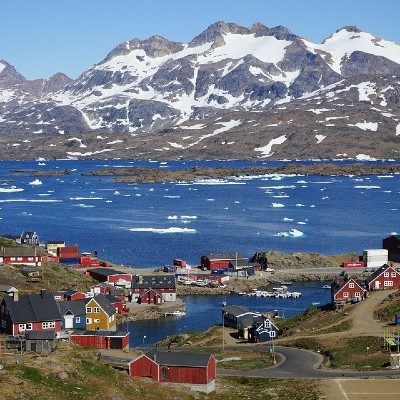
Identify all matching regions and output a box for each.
[348,121,378,131]
[254,135,287,157]
[315,135,326,144]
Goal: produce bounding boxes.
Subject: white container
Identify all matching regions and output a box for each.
[363,249,388,257]
[366,261,387,269]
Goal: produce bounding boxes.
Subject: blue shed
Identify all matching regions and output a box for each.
[395,312,400,325]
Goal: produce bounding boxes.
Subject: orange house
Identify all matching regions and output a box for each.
[85,294,116,331]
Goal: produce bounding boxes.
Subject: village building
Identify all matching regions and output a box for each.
[0,247,42,267]
[0,285,19,301]
[201,253,247,271]
[131,275,176,304]
[46,241,65,256]
[366,264,400,290]
[20,266,41,282]
[70,331,129,350]
[87,268,132,287]
[383,235,400,262]
[19,231,40,246]
[395,312,400,326]
[331,277,366,306]
[57,300,86,330]
[104,294,128,314]
[129,349,216,393]
[248,315,279,343]
[85,294,117,331]
[0,290,61,335]
[63,289,87,301]
[222,305,261,329]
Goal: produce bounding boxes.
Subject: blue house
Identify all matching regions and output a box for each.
[57,300,86,330]
[248,315,279,343]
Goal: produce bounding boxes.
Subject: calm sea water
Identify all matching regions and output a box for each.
[0,159,398,267]
[0,158,397,344]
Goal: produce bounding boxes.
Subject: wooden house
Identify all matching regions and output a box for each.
[87,268,132,286]
[0,290,61,335]
[57,300,86,330]
[223,305,261,329]
[1,247,42,267]
[104,294,128,314]
[85,294,116,331]
[70,331,129,349]
[46,241,65,257]
[331,277,366,306]
[366,264,400,290]
[129,349,216,393]
[201,253,247,271]
[248,315,279,343]
[131,275,176,303]
[19,231,40,245]
[24,331,57,353]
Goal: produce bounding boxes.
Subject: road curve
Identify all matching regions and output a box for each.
[217,346,400,379]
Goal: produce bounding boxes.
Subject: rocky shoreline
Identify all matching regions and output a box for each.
[81,163,400,183]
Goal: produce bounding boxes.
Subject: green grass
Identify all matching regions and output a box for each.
[375,294,400,323]
[323,336,389,370]
[315,319,352,334]
[283,337,323,352]
[80,359,117,379]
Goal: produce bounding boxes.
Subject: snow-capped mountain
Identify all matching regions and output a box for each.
[1,22,400,160]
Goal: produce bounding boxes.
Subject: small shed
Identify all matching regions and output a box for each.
[24,331,57,353]
[129,349,216,393]
[70,331,129,349]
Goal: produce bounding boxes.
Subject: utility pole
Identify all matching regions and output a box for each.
[221,302,226,352]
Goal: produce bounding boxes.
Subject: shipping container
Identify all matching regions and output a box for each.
[59,257,80,266]
[363,249,388,257]
[173,259,187,268]
[341,261,366,268]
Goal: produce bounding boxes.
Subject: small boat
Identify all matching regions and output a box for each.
[322,284,331,289]
[165,310,186,317]
[280,281,293,285]
[311,302,320,306]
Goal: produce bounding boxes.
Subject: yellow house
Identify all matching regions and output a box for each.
[85,294,116,331]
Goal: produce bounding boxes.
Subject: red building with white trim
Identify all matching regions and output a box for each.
[0,247,42,267]
[129,350,216,393]
[331,277,366,306]
[366,264,400,290]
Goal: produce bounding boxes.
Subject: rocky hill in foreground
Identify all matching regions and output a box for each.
[1,22,400,160]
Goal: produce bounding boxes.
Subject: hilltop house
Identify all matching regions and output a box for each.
[129,349,216,393]
[0,247,42,267]
[248,315,279,343]
[46,241,65,257]
[366,264,400,290]
[0,290,61,335]
[331,277,366,306]
[222,305,261,329]
[19,231,40,246]
[85,294,117,331]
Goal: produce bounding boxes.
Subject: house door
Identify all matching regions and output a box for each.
[64,315,74,329]
[109,337,122,349]
[375,281,380,290]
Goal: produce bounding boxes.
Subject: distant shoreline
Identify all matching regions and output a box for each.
[80,163,400,183]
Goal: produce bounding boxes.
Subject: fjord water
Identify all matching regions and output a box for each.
[0,159,398,267]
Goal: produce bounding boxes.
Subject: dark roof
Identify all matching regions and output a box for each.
[87,294,116,316]
[384,235,400,240]
[366,264,393,283]
[4,293,61,323]
[104,294,121,303]
[57,300,86,316]
[88,268,130,278]
[2,246,37,257]
[25,331,56,340]
[223,305,258,317]
[131,275,176,289]
[21,231,36,239]
[0,285,18,292]
[202,253,246,261]
[143,349,212,367]
[238,314,259,327]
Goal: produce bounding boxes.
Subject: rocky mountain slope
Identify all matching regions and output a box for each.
[1,22,400,160]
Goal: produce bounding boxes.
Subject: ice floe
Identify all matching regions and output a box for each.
[29,179,43,186]
[272,203,285,208]
[128,227,196,234]
[0,186,24,193]
[275,229,304,237]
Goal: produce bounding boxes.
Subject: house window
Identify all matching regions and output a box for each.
[42,321,55,329]
[17,257,23,261]
[355,292,361,298]
[384,272,389,277]
[384,281,393,287]
[10,257,16,261]
[75,317,81,323]
[28,257,33,261]
[270,331,276,338]
[391,272,397,277]
[343,292,349,298]
[86,307,92,313]
[18,323,26,331]
[93,307,100,313]
[349,282,354,288]
[86,318,92,324]
[94,319,100,323]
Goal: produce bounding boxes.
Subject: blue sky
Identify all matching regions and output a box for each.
[1,0,399,79]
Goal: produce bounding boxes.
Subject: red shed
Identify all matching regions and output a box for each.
[58,246,80,258]
[138,289,162,305]
[201,253,247,271]
[366,264,400,290]
[331,277,366,305]
[70,331,129,349]
[87,267,132,285]
[129,349,216,393]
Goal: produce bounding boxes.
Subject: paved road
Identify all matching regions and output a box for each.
[218,346,400,379]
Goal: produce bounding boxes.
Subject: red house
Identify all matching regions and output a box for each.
[105,294,129,313]
[70,331,129,349]
[201,253,247,271]
[331,277,366,306]
[138,289,163,305]
[0,290,61,335]
[131,275,176,303]
[87,268,132,286]
[129,349,216,393]
[366,264,400,290]
[0,246,42,267]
